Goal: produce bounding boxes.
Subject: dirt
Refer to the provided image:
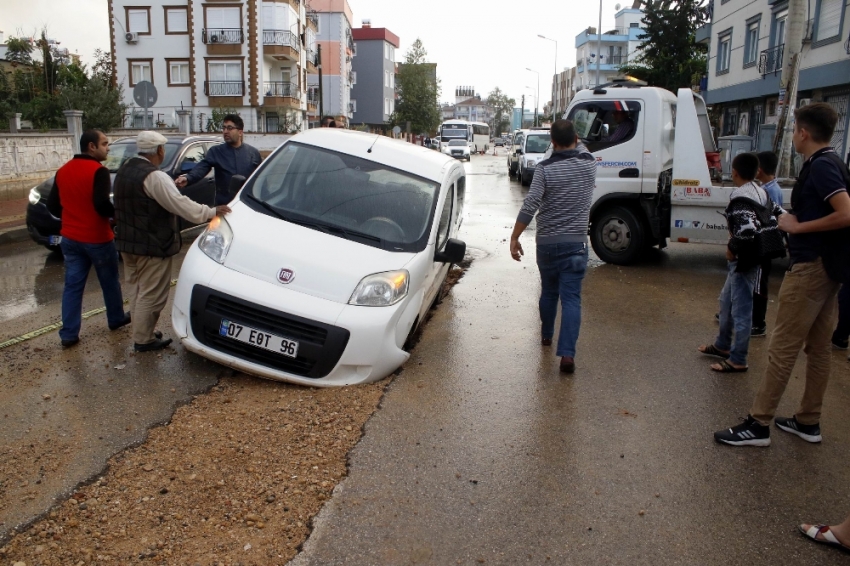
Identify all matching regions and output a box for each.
[0,255,474,565]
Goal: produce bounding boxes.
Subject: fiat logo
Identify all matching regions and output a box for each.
[277,268,295,284]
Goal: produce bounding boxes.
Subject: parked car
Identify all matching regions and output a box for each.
[26,134,221,253]
[494,138,505,147]
[171,129,466,386]
[517,130,552,186]
[429,138,440,150]
[442,139,472,161]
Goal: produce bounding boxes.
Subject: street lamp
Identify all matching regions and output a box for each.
[524,86,536,128]
[596,0,603,88]
[538,34,557,116]
[526,68,539,127]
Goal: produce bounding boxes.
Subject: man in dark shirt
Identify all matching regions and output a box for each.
[47,130,129,348]
[714,103,850,447]
[175,114,261,205]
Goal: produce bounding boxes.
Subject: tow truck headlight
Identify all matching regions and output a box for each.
[197,215,233,263]
[28,186,41,205]
[349,270,409,306]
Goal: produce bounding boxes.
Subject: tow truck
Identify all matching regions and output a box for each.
[559,80,789,265]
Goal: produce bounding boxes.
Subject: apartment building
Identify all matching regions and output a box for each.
[308,0,354,127]
[350,23,399,130]
[551,66,577,118]
[108,0,318,132]
[698,0,850,163]
[574,6,645,90]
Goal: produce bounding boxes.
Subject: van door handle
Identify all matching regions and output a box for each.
[619,168,640,178]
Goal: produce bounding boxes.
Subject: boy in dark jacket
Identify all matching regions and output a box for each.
[699,153,781,372]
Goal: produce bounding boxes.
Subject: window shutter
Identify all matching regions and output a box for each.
[817,0,841,40]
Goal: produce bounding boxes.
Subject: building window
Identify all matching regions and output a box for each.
[384,98,390,115]
[629,22,639,28]
[743,18,760,67]
[384,43,394,61]
[814,0,843,44]
[164,6,188,34]
[262,3,289,30]
[384,70,389,87]
[716,32,731,74]
[207,60,243,96]
[351,71,356,85]
[206,6,241,30]
[167,60,190,85]
[128,59,153,85]
[352,42,357,56]
[126,6,151,35]
[351,99,357,113]
[772,9,788,48]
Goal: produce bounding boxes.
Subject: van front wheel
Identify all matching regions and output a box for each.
[591,206,645,265]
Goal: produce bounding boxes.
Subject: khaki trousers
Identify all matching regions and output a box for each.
[121,253,174,345]
[750,258,840,426]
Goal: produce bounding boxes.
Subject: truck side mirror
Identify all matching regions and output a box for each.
[601,124,610,137]
[435,238,466,264]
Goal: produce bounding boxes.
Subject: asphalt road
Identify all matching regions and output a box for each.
[0,149,848,564]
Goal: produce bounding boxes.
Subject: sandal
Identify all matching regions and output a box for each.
[711,360,748,373]
[799,524,850,553]
[698,344,730,359]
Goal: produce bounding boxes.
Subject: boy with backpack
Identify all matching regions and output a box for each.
[699,153,784,372]
[751,151,786,336]
[714,103,850,447]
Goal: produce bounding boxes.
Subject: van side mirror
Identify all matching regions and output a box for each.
[516,149,523,155]
[435,238,466,264]
[601,124,610,137]
[228,174,246,196]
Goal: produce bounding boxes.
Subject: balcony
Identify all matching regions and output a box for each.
[205,81,244,96]
[203,28,243,44]
[264,81,301,108]
[306,49,318,72]
[759,44,783,77]
[264,30,299,60]
[307,13,319,30]
[306,87,318,112]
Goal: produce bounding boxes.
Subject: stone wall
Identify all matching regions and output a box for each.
[0,135,75,201]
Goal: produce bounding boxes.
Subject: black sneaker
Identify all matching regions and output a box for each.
[134,338,173,352]
[751,325,766,337]
[714,415,771,447]
[774,416,822,443]
[109,312,132,331]
[832,336,849,350]
[61,338,80,348]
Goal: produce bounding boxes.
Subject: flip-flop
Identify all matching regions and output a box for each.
[799,524,850,553]
[698,344,730,359]
[711,360,748,373]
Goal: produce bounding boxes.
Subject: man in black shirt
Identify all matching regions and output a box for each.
[715,103,850,447]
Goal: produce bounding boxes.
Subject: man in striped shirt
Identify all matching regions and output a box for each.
[510,120,597,373]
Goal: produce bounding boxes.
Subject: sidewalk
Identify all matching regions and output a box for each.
[0,197,32,245]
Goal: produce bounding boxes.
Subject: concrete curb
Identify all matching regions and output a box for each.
[0,225,31,246]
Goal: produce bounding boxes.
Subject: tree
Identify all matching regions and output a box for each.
[486,87,515,137]
[390,39,441,135]
[91,49,115,87]
[5,36,34,65]
[619,0,708,92]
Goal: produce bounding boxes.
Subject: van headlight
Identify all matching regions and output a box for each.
[197,215,233,263]
[349,270,409,306]
[28,186,41,205]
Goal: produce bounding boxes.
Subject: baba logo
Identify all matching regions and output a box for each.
[684,186,711,197]
[277,268,295,284]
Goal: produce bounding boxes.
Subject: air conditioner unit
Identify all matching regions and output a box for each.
[125,32,139,43]
[798,98,812,107]
[209,34,220,43]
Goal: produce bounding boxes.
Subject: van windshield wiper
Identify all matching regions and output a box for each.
[244,192,289,221]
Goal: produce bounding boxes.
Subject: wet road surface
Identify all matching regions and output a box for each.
[291,150,850,565]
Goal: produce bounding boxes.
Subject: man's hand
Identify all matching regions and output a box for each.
[214,205,232,216]
[778,212,801,234]
[510,237,524,262]
[174,175,188,189]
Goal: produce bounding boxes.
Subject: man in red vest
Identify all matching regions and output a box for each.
[47,130,129,348]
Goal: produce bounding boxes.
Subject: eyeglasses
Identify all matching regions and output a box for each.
[222,125,239,131]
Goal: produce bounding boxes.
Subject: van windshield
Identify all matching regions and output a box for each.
[241,142,440,252]
[525,135,551,154]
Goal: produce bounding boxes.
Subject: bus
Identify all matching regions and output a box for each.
[438,120,491,154]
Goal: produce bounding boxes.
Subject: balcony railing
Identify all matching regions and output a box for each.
[758,44,783,76]
[205,81,244,96]
[203,28,243,44]
[307,13,319,28]
[306,88,319,105]
[263,30,299,51]
[306,49,318,66]
[264,81,300,99]
[605,54,627,65]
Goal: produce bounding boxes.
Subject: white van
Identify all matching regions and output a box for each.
[171,129,467,387]
[517,129,552,186]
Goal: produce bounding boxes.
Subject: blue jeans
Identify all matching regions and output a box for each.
[536,242,589,358]
[59,237,125,341]
[715,260,758,366]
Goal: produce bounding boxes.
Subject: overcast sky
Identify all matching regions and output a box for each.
[2,0,630,107]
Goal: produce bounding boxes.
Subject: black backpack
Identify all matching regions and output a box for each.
[792,150,850,283]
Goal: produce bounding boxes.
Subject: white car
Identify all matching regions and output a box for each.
[518,130,552,186]
[171,129,467,387]
[441,139,471,161]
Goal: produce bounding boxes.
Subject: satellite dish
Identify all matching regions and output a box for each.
[615,3,621,9]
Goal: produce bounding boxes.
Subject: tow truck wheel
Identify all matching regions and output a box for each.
[591,206,645,265]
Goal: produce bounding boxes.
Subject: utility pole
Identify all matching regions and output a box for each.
[317,44,324,120]
[595,0,602,88]
[775,0,806,178]
[520,94,525,129]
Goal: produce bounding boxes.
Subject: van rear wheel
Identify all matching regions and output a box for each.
[591,206,645,265]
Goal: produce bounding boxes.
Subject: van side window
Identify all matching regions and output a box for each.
[455,176,465,222]
[436,183,454,251]
[567,101,640,153]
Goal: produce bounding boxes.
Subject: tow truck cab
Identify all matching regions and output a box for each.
[564,82,731,265]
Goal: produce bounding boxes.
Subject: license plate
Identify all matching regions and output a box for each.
[219,319,299,358]
[48,235,62,245]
